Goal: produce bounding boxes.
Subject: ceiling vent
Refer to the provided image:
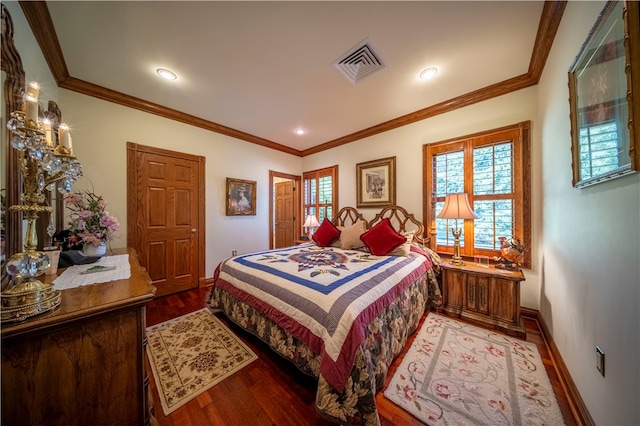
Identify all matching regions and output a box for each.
[333,39,384,83]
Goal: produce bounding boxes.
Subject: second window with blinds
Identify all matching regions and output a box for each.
[423,121,531,268]
[302,165,338,234]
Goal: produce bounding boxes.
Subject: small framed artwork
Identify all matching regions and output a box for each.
[226,178,256,216]
[356,156,396,208]
[568,0,639,188]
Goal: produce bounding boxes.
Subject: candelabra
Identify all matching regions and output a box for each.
[1,102,82,322]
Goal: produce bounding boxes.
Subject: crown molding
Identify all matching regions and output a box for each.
[19,1,301,157]
[21,1,566,157]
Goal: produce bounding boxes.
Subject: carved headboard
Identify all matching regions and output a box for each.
[331,207,365,228]
[332,205,433,249]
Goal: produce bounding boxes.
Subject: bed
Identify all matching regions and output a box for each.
[206,205,442,425]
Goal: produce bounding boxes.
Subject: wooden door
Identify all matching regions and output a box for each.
[127,143,205,297]
[274,180,295,248]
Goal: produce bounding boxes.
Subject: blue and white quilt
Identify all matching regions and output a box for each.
[213,243,431,392]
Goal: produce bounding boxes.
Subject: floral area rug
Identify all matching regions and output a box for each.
[146,308,257,415]
[384,313,564,425]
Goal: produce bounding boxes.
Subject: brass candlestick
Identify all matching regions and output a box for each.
[2,110,82,322]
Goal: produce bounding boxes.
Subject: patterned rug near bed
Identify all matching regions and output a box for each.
[146,308,257,415]
[384,313,565,425]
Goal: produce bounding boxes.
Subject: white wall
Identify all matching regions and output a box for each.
[303,87,543,309]
[63,73,544,310]
[3,1,542,310]
[58,90,301,278]
[4,2,58,105]
[10,2,640,421]
[537,1,640,424]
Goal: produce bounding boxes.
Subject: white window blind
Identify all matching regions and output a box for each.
[578,121,620,181]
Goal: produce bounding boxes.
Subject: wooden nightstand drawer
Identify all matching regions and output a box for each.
[440,259,526,338]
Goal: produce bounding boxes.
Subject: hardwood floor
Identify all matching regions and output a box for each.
[146,286,579,425]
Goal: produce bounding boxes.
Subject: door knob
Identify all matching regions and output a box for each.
[191,228,197,233]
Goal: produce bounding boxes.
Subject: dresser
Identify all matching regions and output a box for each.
[1,248,157,426]
[440,259,526,338]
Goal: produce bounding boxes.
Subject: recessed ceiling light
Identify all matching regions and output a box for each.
[295,128,306,135]
[156,68,177,80]
[420,67,438,80]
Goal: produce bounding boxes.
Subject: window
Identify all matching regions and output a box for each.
[578,120,624,181]
[303,165,338,228]
[424,122,531,267]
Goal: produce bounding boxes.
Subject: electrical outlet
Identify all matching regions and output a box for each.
[596,346,605,377]
[231,250,237,257]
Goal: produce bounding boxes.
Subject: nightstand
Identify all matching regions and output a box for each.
[439,259,526,338]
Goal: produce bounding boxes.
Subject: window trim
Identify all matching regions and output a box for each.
[423,121,531,268]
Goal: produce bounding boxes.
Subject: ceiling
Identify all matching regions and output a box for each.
[23,1,565,156]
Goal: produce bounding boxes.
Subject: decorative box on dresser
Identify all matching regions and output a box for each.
[1,248,157,426]
[440,259,526,338]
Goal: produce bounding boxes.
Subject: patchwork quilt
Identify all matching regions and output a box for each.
[213,243,432,392]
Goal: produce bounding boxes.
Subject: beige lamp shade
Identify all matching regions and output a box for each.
[303,215,320,228]
[437,193,478,220]
[304,214,321,240]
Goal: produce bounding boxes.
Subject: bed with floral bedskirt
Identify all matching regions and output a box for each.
[206,206,442,425]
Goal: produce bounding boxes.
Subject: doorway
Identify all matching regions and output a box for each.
[127,142,206,296]
[269,171,301,249]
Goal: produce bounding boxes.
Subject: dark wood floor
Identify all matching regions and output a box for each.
[146,286,578,426]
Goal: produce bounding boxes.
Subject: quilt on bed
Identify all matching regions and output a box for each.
[212,243,432,393]
[208,272,429,425]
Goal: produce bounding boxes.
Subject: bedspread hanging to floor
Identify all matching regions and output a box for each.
[207,243,442,425]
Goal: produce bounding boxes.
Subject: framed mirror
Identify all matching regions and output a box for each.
[568,1,640,188]
[2,3,26,264]
[1,4,64,268]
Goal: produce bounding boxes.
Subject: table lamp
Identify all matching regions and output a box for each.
[437,193,478,265]
[303,214,320,240]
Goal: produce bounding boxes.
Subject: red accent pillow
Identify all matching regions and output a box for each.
[360,218,407,255]
[312,219,341,247]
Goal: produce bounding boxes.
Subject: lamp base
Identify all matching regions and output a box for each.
[1,250,62,323]
[1,279,61,323]
[450,257,465,266]
[450,227,465,266]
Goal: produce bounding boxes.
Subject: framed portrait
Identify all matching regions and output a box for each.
[356,156,396,208]
[226,178,256,216]
[568,0,640,188]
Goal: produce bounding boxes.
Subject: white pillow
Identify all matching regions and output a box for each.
[339,220,367,249]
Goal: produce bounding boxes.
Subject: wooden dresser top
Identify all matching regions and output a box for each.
[1,247,156,340]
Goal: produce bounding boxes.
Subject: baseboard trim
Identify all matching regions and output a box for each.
[521,307,594,426]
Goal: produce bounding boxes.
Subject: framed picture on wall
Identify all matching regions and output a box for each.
[568,0,640,188]
[226,178,256,216]
[356,156,396,208]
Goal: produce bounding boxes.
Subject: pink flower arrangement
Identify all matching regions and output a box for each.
[65,190,120,247]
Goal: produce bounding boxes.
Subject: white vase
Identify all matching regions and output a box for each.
[83,242,107,257]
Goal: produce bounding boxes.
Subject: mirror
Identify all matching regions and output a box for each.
[1,4,64,270]
[2,3,26,266]
[568,1,640,187]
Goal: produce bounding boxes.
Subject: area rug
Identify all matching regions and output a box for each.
[146,308,258,415]
[384,313,564,425]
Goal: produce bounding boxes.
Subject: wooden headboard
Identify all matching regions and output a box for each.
[331,207,365,228]
[332,205,433,249]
